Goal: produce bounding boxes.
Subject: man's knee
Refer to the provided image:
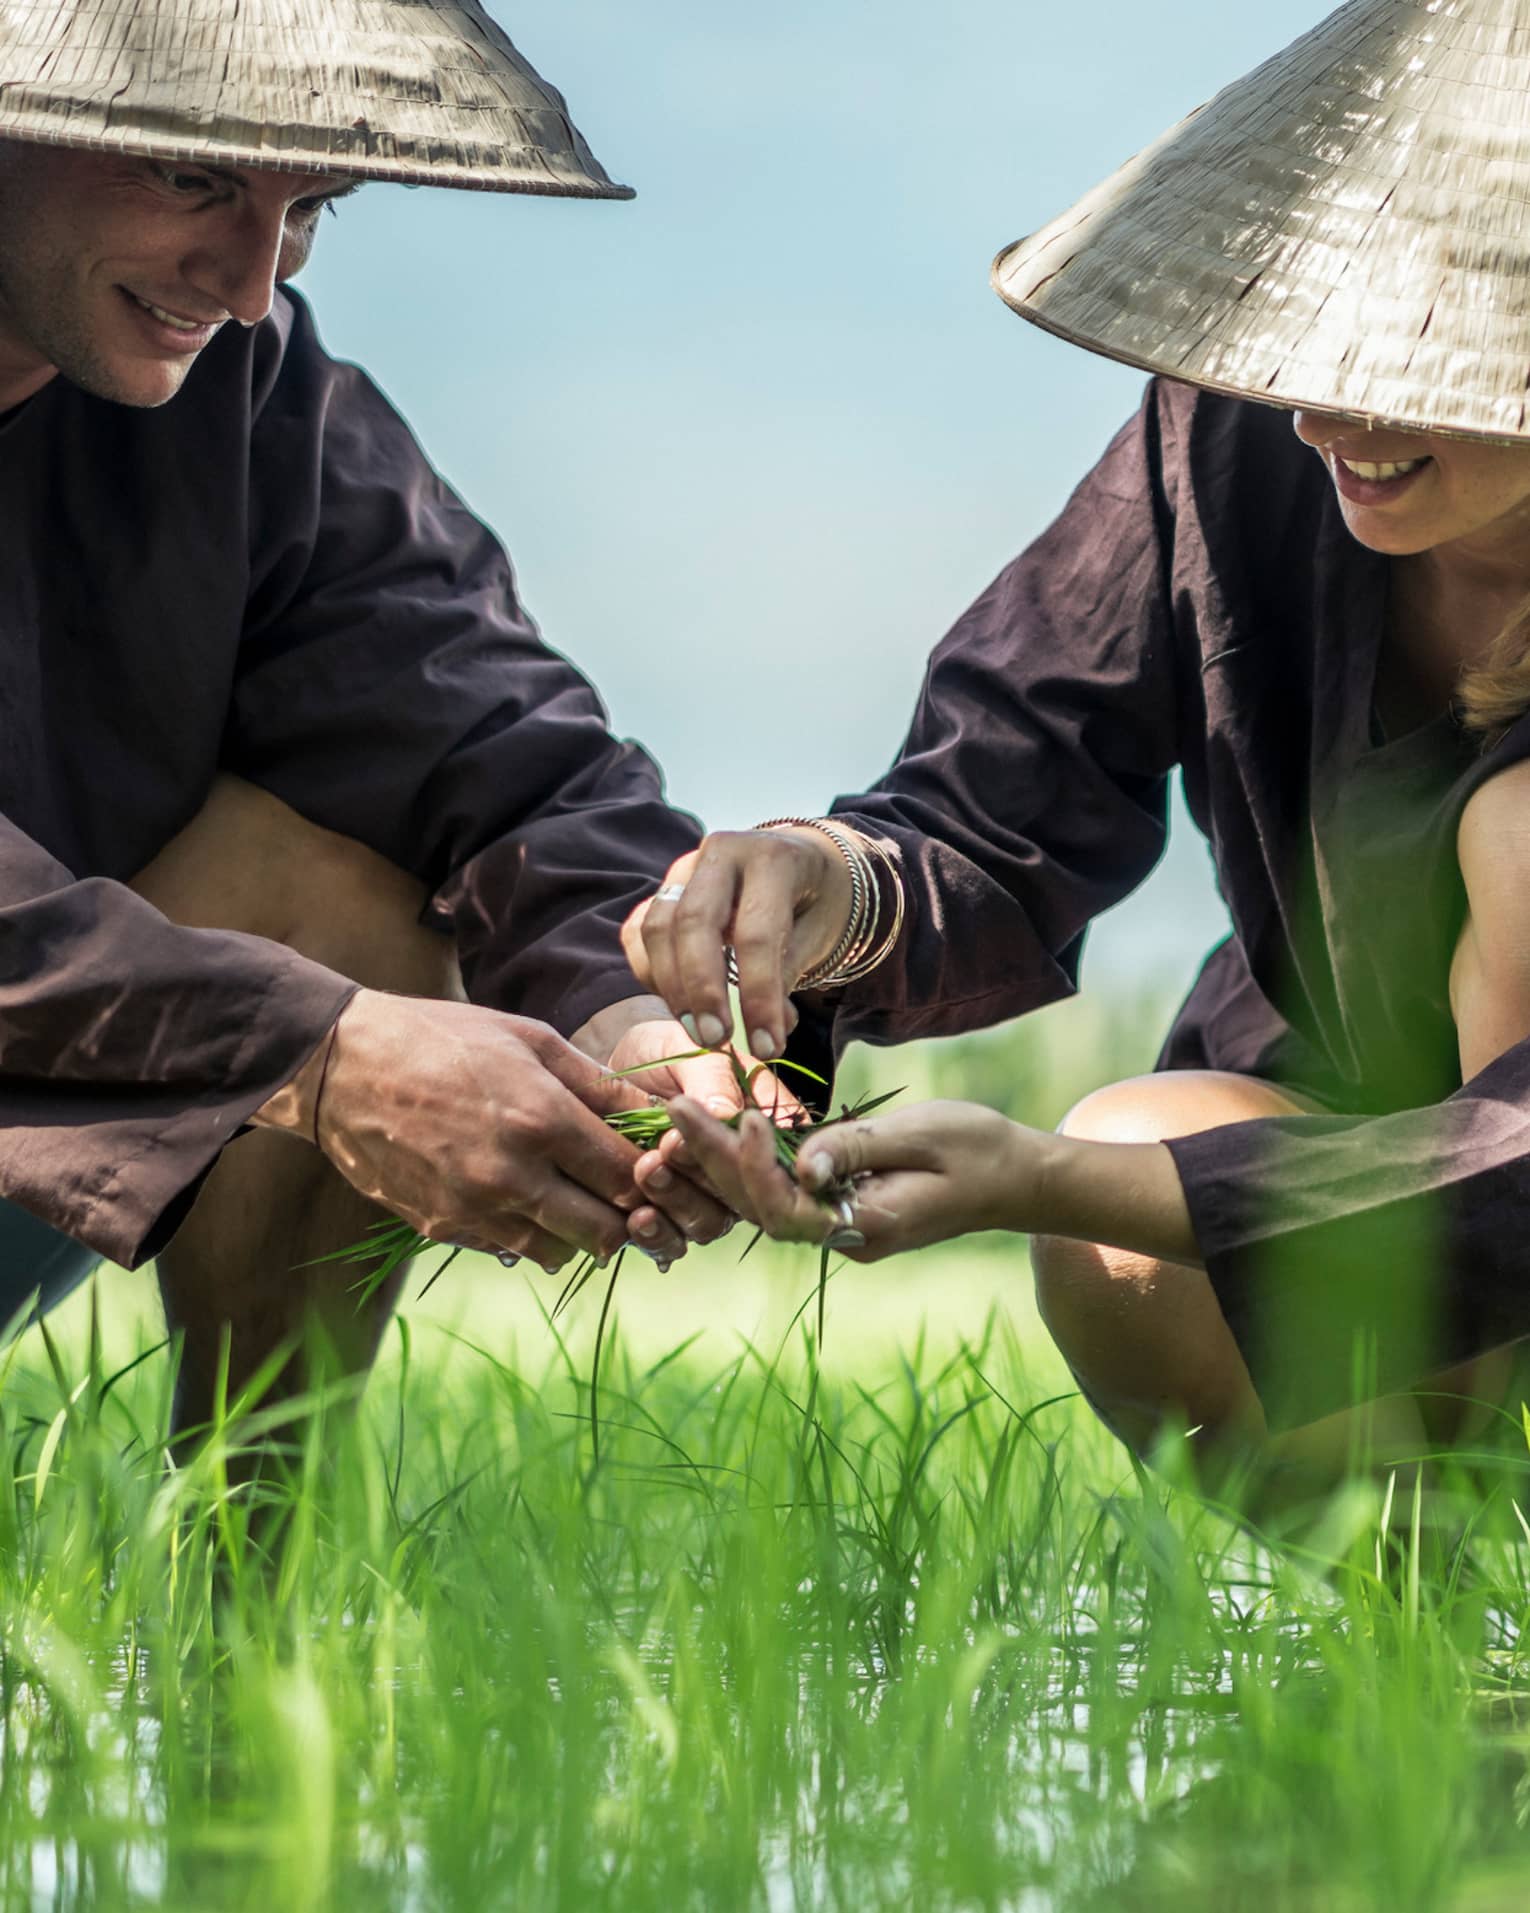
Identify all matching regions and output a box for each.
[130,775,462,999]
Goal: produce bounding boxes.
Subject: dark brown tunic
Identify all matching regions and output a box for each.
[819,378,1530,1427]
[0,289,699,1269]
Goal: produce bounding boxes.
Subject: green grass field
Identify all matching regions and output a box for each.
[5,996,1530,1910]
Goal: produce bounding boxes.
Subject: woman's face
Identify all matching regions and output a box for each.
[1293,410,1530,570]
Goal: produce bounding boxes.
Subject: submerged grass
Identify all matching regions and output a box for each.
[2,1255,1530,1910]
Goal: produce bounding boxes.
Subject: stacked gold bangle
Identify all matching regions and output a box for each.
[754,816,907,989]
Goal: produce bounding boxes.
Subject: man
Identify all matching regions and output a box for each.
[0,0,741,1431]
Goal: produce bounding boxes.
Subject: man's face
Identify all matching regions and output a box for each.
[0,142,359,409]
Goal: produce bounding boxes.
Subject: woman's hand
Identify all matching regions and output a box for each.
[665,1097,1038,1260]
[668,1094,1199,1268]
[620,828,855,1062]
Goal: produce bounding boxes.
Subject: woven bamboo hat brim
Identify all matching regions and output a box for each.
[0,0,630,199]
[993,0,1530,445]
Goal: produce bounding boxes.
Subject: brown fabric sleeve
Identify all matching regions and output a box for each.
[810,382,1188,1053]
[0,816,356,1266]
[1164,1064,1530,1430]
[231,292,700,1038]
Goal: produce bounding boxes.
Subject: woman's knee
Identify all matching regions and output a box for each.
[1034,1073,1273,1453]
[1035,1229,1264,1459]
[130,775,463,999]
[1033,1077,1211,1399]
[1057,1068,1317,1148]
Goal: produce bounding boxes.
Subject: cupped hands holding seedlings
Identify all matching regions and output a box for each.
[592,1005,800,1252]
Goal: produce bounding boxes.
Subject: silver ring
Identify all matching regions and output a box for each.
[654,883,687,905]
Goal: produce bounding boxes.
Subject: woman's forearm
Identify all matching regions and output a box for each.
[1025,1130,1201,1267]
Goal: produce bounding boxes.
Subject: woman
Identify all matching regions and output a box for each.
[619,0,1530,1496]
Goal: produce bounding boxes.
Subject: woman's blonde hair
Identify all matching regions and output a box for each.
[1458,596,1530,745]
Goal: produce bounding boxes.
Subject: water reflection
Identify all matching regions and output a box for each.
[0,1551,1527,1908]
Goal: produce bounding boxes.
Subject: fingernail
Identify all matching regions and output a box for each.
[646,1165,674,1192]
[697,1013,728,1047]
[799,1153,831,1191]
[680,1014,699,1044]
[496,1251,521,1269]
[635,1217,660,1240]
[825,1228,866,1251]
[637,1248,672,1271]
[542,1262,561,1276]
[705,1095,735,1118]
[750,1030,776,1060]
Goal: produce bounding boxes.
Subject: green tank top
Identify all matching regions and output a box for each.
[1287,707,1506,1114]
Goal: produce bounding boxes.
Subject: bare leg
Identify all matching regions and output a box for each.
[129,777,463,1440]
[1032,1070,1522,1509]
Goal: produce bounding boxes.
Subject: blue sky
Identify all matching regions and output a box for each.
[303,0,1326,999]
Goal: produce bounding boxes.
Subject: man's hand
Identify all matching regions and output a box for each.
[254,990,686,1269]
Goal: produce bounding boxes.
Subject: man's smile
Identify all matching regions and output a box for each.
[119,286,224,350]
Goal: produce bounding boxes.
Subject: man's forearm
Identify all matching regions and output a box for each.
[254,991,678,1148]
[250,1012,343,1139]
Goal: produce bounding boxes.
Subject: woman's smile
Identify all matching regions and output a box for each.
[1327,450,1434,509]
[1291,409,1530,567]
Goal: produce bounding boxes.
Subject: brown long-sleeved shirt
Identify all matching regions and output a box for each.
[818,378,1530,1426]
[0,289,699,1268]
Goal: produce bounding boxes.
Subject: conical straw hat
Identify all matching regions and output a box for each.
[993,0,1530,444]
[0,0,630,199]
